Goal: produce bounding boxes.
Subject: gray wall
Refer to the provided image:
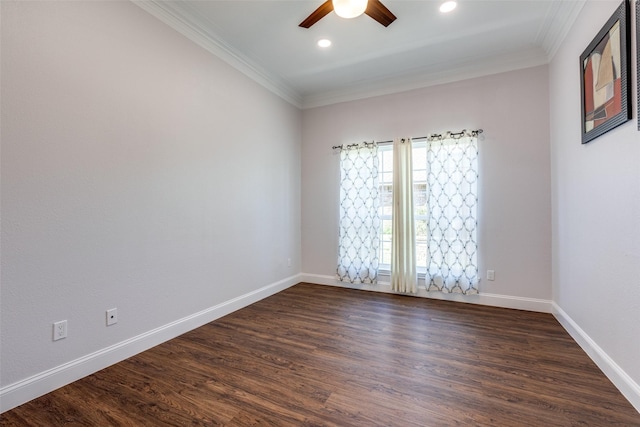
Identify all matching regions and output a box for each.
[1,0,301,398]
[549,0,639,409]
[301,65,552,307]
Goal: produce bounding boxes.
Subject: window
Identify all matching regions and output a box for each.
[378,142,430,272]
[378,145,393,267]
[337,132,479,294]
[378,137,478,286]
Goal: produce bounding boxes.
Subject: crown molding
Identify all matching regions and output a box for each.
[132,0,303,108]
[133,0,584,111]
[536,0,586,60]
[302,48,549,109]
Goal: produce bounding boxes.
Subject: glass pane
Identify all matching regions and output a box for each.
[382,241,392,265]
[382,219,393,237]
[413,146,427,167]
[414,184,427,211]
[416,219,428,240]
[382,150,393,172]
[413,170,426,182]
[416,244,427,268]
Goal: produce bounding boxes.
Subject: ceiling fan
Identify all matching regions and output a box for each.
[299,0,397,28]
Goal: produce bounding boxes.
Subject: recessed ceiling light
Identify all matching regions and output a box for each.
[317,39,332,48]
[440,1,457,13]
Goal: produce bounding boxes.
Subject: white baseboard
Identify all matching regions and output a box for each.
[6,275,636,416]
[552,303,640,413]
[300,273,553,313]
[303,274,639,412]
[0,274,302,414]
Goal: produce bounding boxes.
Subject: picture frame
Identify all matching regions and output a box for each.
[580,0,631,144]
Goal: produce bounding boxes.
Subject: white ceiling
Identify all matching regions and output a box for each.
[136,0,585,108]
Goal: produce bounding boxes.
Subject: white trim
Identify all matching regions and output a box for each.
[0,274,302,414]
[300,273,553,313]
[536,0,586,60]
[132,0,303,108]
[4,275,637,415]
[301,50,548,109]
[552,303,640,413]
[130,1,584,110]
[303,274,640,411]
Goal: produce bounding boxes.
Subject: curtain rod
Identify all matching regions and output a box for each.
[332,128,483,150]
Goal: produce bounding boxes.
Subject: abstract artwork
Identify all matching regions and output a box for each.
[580,0,631,144]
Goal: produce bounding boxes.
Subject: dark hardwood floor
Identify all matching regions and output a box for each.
[2,283,639,426]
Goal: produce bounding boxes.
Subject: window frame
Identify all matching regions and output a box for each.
[377,141,429,275]
[377,139,474,277]
[378,144,393,271]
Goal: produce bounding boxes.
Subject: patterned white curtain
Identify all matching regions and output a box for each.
[425,133,479,294]
[391,138,417,293]
[337,142,380,284]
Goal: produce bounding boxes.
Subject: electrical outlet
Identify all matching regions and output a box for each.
[106,308,118,326]
[53,320,67,341]
[487,270,495,281]
[287,258,291,267]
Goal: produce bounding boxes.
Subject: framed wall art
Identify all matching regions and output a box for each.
[580,0,631,143]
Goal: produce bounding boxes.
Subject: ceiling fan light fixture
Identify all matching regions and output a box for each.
[439,1,457,13]
[333,0,368,19]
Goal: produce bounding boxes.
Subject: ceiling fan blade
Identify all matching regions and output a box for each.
[299,0,334,28]
[365,0,397,27]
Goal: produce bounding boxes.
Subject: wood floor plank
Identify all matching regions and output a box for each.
[1,283,638,426]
